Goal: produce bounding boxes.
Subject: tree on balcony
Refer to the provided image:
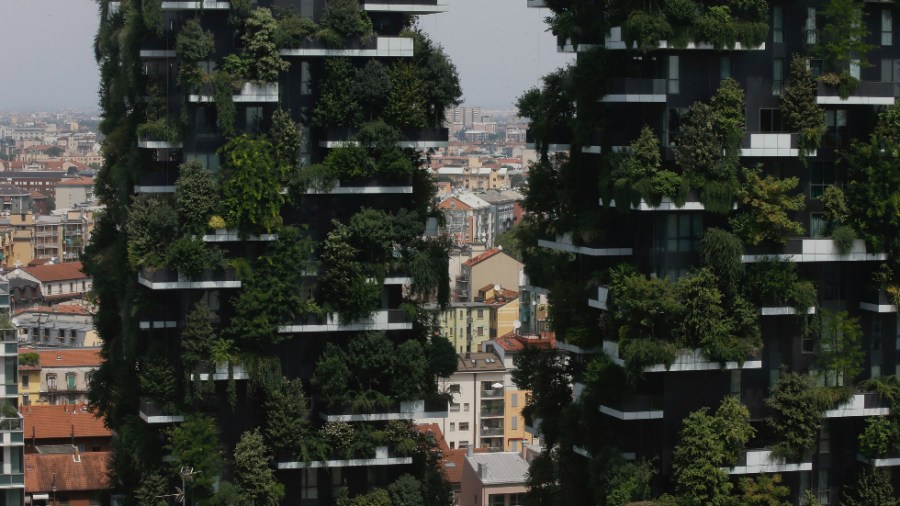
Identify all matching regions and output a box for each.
[241,8,290,82]
[782,54,825,159]
[841,467,898,506]
[221,135,287,236]
[175,161,219,236]
[730,166,805,246]
[234,428,285,506]
[765,372,831,460]
[385,62,428,129]
[313,58,362,128]
[165,415,224,502]
[815,0,874,98]
[608,126,686,208]
[135,472,168,506]
[321,0,372,42]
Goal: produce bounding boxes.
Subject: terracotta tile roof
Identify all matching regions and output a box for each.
[57,177,94,187]
[494,333,557,352]
[23,261,87,282]
[415,423,450,452]
[442,448,490,485]
[23,404,110,440]
[25,451,111,493]
[462,248,503,267]
[30,191,48,199]
[19,348,102,369]
[14,304,90,316]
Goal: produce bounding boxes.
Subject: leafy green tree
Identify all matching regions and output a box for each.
[405,30,462,127]
[270,108,303,178]
[385,62,428,128]
[512,348,572,448]
[816,0,874,73]
[387,474,425,506]
[816,309,864,387]
[699,228,744,299]
[672,397,755,505]
[135,472,169,506]
[176,19,215,61]
[674,268,731,355]
[336,489,391,506]
[233,429,284,506]
[138,358,178,409]
[165,237,224,277]
[845,102,900,257]
[730,166,805,246]
[858,416,900,460]
[425,336,457,379]
[737,474,791,506]
[221,135,286,236]
[516,67,574,159]
[602,459,655,506]
[181,302,217,398]
[241,8,289,82]
[175,160,218,235]
[264,377,318,459]
[841,467,899,506]
[496,228,523,261]
[126,197,178,269]
[45,145,64,157]
[765,372,830,460]
[312,58,362,127]
[782,54,825,157]
[321,0,372,38]
[391,341,429,400]
[353,60,392,121]
[165,415,224,500]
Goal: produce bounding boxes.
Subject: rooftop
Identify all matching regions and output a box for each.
[20,348,101,369]
[23,261,87,282]
[465,451,530,485]
[456,352,506,373]
[443,447,491,484]
[25,451,111,493]
[493,333,557,352]
[15,304,91,316]
[57,177,95,187]
[23,404,111,440]
[462,248,504,267]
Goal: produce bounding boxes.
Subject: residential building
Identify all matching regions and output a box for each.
[459,449,532,506]
[438,193,493,246]
[0,185,32,216]
[7,262,91,309]
[483,333,555,452]
[520,0,900,503]
[17,348,100,406]
[23,404,112,506]
[55,177,95,210]
[90,0,459,502]
[438,302,492,353]
[456,249,523,303]
[478,285,519,339]
[0,328,25,503]
[476,189,523,242]
[421,352,507,452]
[13,305,98,348]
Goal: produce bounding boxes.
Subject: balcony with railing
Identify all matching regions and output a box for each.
[538,232,633,257]
[602,340,762,372]
[816,81,898,105]
[858,451,900,467]
[190,362,250,382]
[600,78,667,103]
[600,26,766,51]
[277,445,412,469]
[189,82,279,104]
[824,392,890,418]
[303,173,414,195]
[320,397,448,422]
[280,36,414,58]
[599,395,664,420]
[160,1,231,10]
[860,288,898,313]
[138,267,241,290]
[741,133,814,158]
[277,309,413,333]
[726,449,812,474]
[139,397,184,424]
[0,473,24,489]
[318,127,448,149]
[361,0,449,14]
[480,401,504,418]
[741,238,887,263]
[481,387,504,399]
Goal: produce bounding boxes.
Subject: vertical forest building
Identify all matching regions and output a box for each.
[90,0,460,503]
[517,0,900,504]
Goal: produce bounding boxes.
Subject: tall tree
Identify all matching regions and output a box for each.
[234,429,285,506]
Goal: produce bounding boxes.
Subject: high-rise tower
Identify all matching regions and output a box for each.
[518,0,900,503]
[90,0,460,503]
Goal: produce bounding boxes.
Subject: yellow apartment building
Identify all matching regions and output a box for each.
[439,302,492,353]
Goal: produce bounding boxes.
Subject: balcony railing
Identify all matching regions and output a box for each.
[742,238,886,263]
[320,127,448,148]
[824,392,890,418]
[817,81,898,104]
[727,449,813,474]
[0,414,23,432]
[139,397,184,424]
[480,426,504,437]
[860,288,898,313]
[0,474,24,488]
[138,267,241,290]
[601,78,667,102]
[277,445,413,469]
[481,387,504,399]
[480,404,504,417]
[320,396,448,422]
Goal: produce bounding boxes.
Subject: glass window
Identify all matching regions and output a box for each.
[872,319,883,350]
[510,493,525,506]
[489,495,505,506]
[459,441,469,449]
[824,110,848,148]
[773,58,784,96]
[720,57,732,80]
[301,469,317,499]
[511,416,518,430]
[450,402,460,412]
[773,6,783,43]
[47,374,57,390]
[666,214,704,252]
[810,213,827,238]
[806,8,817,45]
[810,163,837,198]
[449,422,456,432]
[477,309,483,318]
[460,422,469,431]
[760,109,783,132]
[464,403,470,412]
[245,106,264,135]
[668,56,679,94]
[883,9,893,46]
[21,375,28,388]
[67,373,76,390]
[449,384,461,394]
[511,393,518,407]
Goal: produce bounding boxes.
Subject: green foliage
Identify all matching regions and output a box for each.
[135,472,169,506]
[139,358,178,407]
[270,108,303,176]
[602,458,656,506]
[699,228,744,298]
[241,8,289,82]
[137,118,182,144]
[125,197,178,270]
[816,309,864,387]
[354,60,392,121]
[211,70,237,138]
[610,126,686,207]
[737,474,791,506]
[782,54,825,158]
[730,166,805,246]
[229,226,318,348]
[387,474,425,506]
[142,0,162,35]
[321,0,373,39]
[233,429,284,506]
[175,160,218,235]
[337,489,392,506]
[623,10,673,52]
[816,0,874,75]
[609,265,679,343]
[516,67,575,159]
[385,62,428,129]
[18,352,39,367]
[845,103,900,256]
[820,185,850,226]
[858,416,900,460]
[313,58,362,128]
[673,397,755,505]
[264,376,316,459]
[425,336,457,378]
[841,467,899,506]
[221,135,287,236]
[176,19,215,61]
[511,348,571,447]
[404,30,462,127]
[181,302,217,366]
[765,372,830,460]
[165,237,224,277]
[165,415,224,499]
[674,268,734,358]
[742,259,817,313]
[275,11,319,47]
[831,224,856,255]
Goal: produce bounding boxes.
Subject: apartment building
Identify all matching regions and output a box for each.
[456,249,522,303]
[92,0,460,502]
[521,0,900,503]
[439,302,492,353]
[17,348,100,406]
[0,328,25,503]
[7,262,91,309]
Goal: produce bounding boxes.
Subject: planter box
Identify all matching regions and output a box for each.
[742,238,887,263]
[817,81,898,105]
[280,36,413,58]
[602,340,762,372]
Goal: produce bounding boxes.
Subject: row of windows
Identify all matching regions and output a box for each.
[22,371,92,390]
[45,281,87,295]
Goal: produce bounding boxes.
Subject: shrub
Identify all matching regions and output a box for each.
[176,19,215,61]
[858,416,900,460]
[699,228,744,297]
[783,54,825,158]
[137,118,182,144]
[126,197,178,269]
[221,135,287,236]
[241,8,289,82]
[275,11,319,47]
[622,10,673,51]
[321,0,372,39]
[175,161,218,236]
[730,167,805,246]
[831,225,856,255]
[166,237,225,278]
[765,372,831,460]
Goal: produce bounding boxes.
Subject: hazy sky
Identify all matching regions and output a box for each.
[0,0,570,111]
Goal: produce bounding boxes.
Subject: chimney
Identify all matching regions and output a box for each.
[478,463,488,479]
[467,445,474,458]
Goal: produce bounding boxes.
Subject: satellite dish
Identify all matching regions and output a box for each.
[493,284,501,292]
[513,320,521,330]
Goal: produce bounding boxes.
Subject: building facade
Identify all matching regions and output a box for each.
[90,0,460,503]
[519,0,900,503]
